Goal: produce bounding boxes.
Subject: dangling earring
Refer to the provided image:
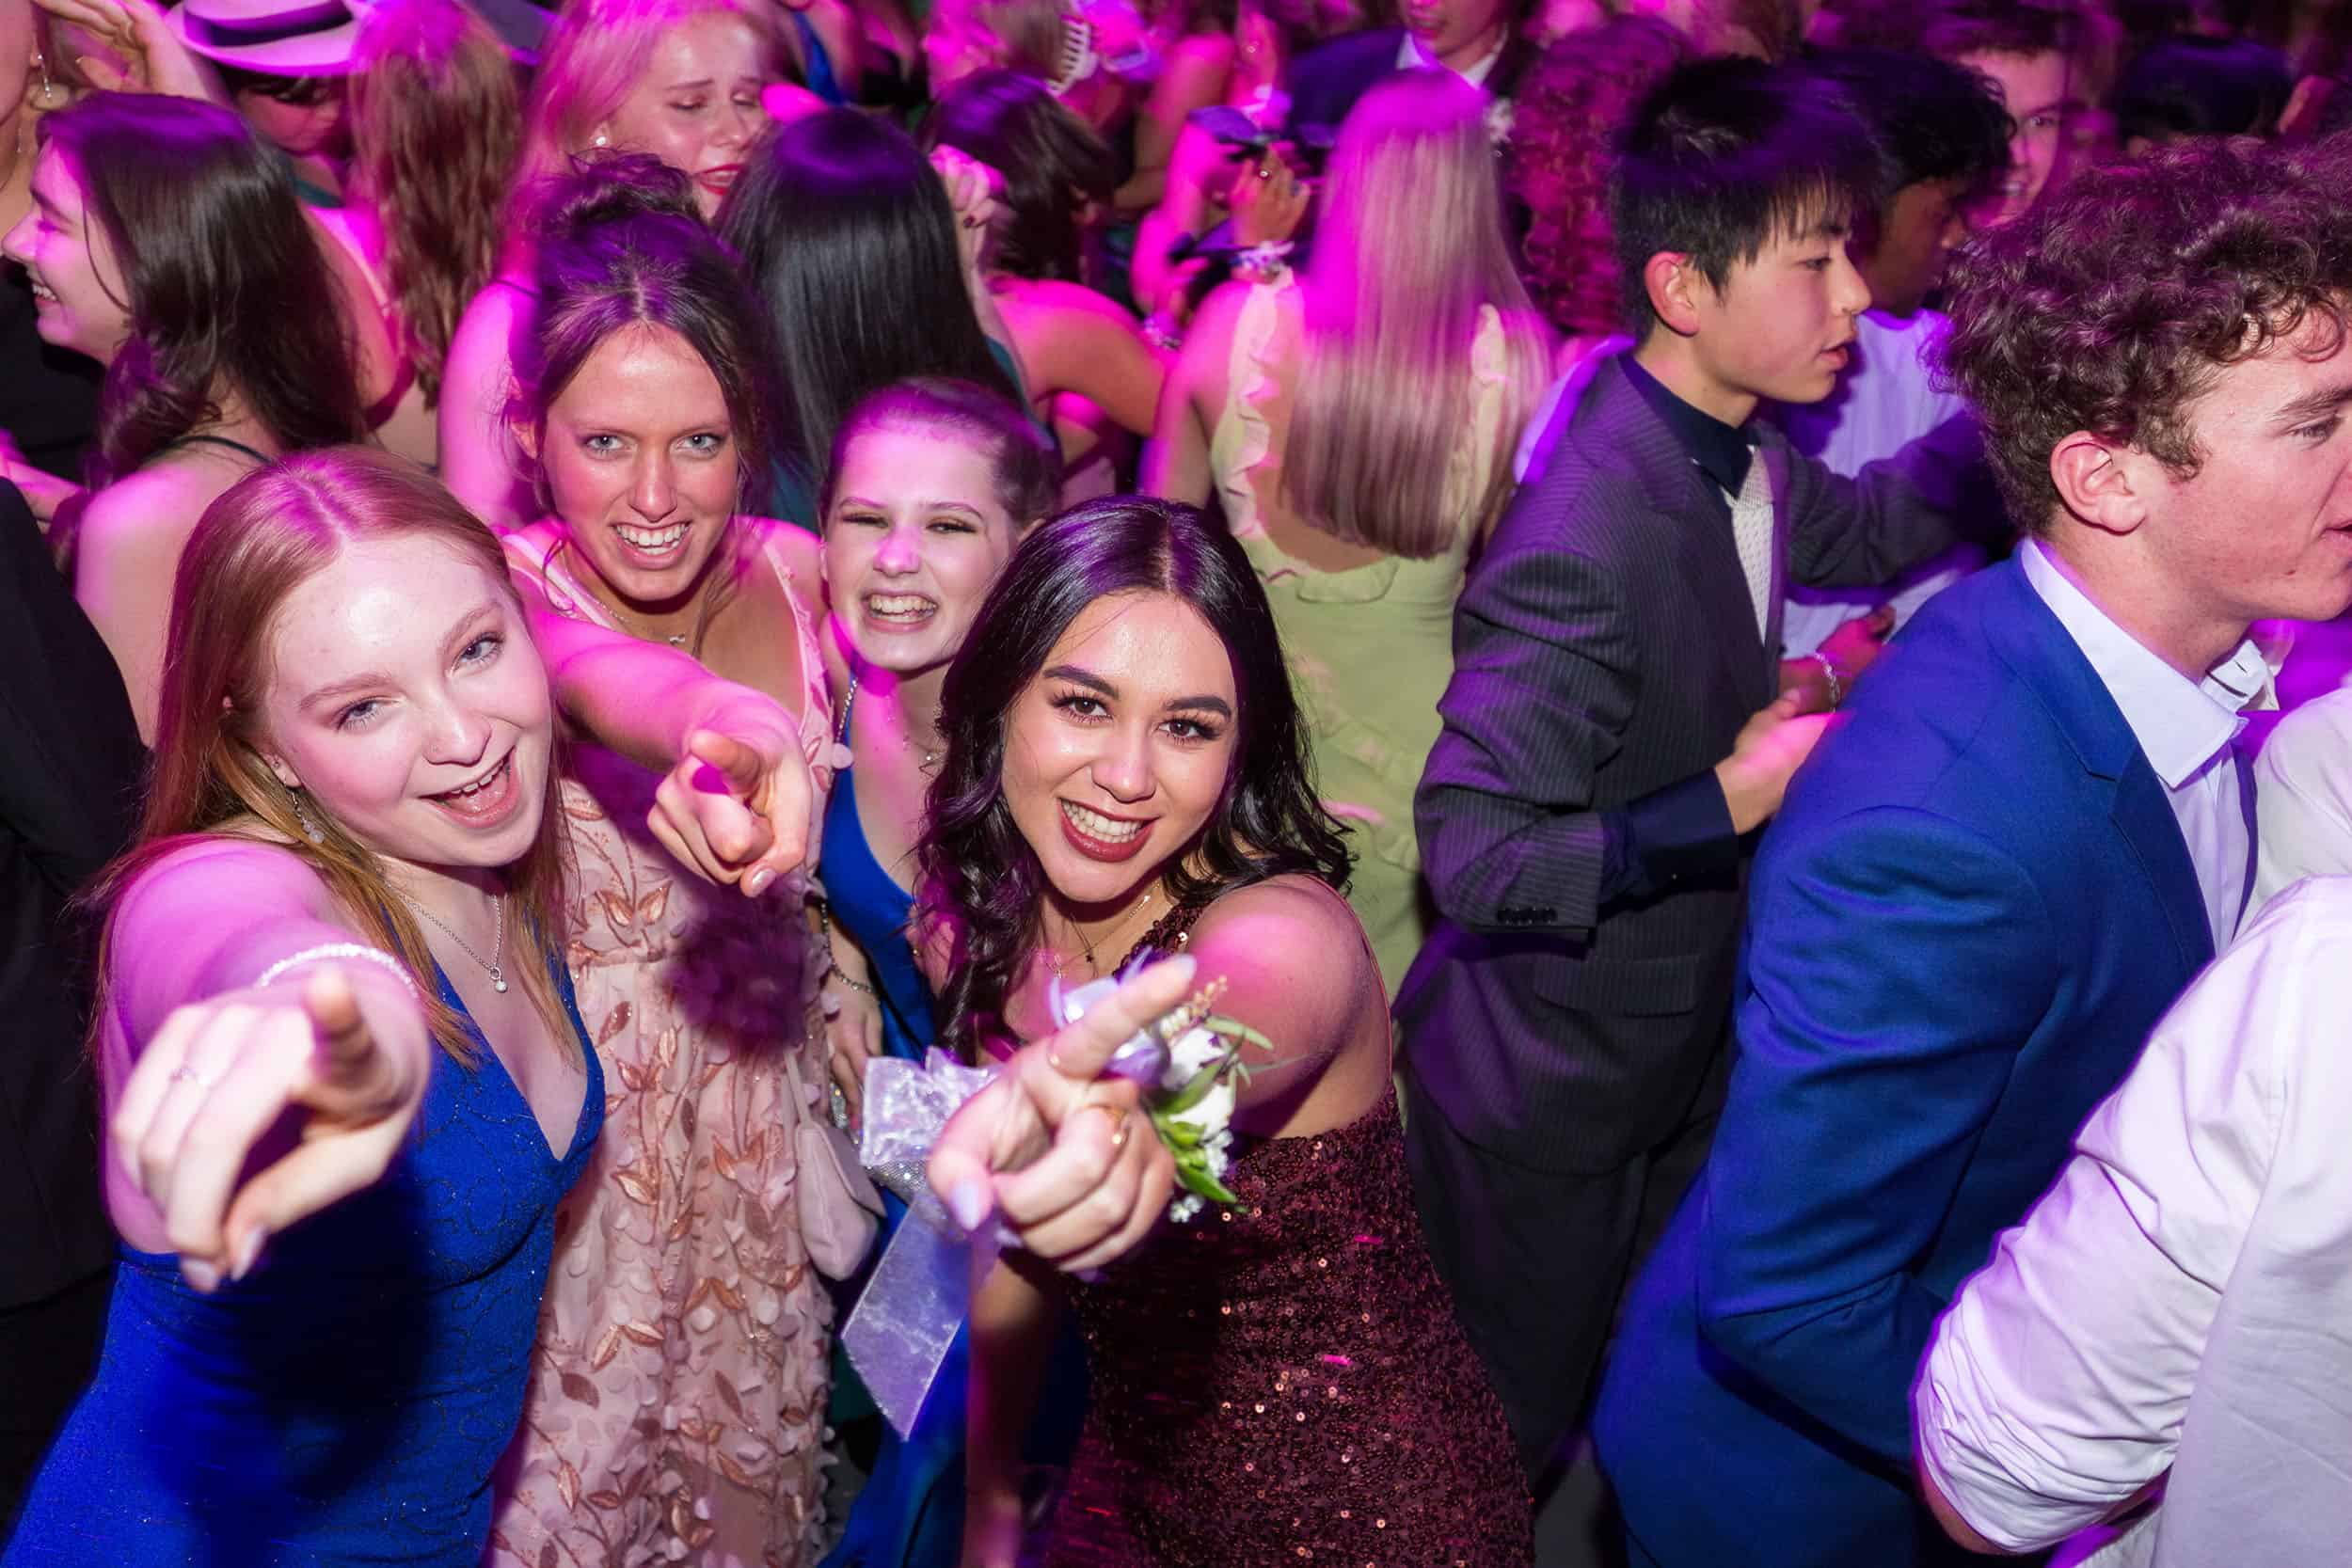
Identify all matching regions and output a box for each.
[293,792,326,846]
[29,52,68,111]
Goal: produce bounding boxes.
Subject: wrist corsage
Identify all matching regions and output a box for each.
[1049,968,1272,1222]
[1232,240,1294,285]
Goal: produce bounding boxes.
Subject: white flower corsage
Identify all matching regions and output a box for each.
[1485,95,1516,150]
[1048,966,1270,1223]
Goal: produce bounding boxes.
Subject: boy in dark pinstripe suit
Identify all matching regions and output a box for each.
[1395,56,1979,1557]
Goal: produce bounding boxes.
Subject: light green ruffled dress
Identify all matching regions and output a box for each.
[1209,282,1512,996]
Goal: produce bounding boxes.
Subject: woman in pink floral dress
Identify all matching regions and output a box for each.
[485,163,837,1566]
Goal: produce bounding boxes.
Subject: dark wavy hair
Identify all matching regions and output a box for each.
[916,498,1351,1052]
[716,110,1019,500]
[919,70,1117,283]
[39,93,368,489]
[1800,45,2011,198]
[819,376,1062,526]
[1921,0,2119,100]
[1508,17,1691,340]
[1938,135,2352,532]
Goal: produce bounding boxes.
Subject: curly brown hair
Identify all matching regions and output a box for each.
[1938,135,2352,533]
[1505,16,1690,341]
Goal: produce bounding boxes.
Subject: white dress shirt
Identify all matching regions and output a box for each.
[2020,541,2268,944]
[1776,309,1982,657]
[1915,876,2352,1568]
[2251,684,2352,908]
[1397,28,1503,86]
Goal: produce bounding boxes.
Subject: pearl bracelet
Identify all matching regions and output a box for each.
[1803,650,1843,709]
[253,942,421,1001]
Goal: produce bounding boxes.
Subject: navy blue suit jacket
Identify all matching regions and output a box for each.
[1594,554,2222,1567]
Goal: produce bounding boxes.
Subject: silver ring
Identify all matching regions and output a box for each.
[171,1067,213,1087]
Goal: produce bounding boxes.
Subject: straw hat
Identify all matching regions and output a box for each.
[166,0,368,75]
[166,0,556,75]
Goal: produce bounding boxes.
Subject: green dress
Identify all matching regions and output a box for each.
[1209,282,1513,996]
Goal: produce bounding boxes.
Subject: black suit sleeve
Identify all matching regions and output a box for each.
[0,483,144,898]
[1417,480,1739,937]
[1784,410,1990,591]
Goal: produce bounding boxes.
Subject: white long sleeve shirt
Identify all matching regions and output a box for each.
[1915,876,2352,1567]
[2253,684,2352,908]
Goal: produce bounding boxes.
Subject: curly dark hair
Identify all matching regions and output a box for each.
[1938,135,2352,533]
[1507,17,1690,341]
[915,498,1351,1053]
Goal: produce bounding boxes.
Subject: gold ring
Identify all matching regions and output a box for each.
[1086,1101,1132,1151]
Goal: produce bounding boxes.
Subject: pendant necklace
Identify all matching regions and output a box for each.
[1051,889,1158,980]
[558,535,695,648]
[398,892,509,993]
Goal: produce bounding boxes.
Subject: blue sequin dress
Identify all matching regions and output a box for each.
[2,957,603,1568]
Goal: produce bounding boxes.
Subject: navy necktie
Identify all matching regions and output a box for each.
[2233,739,2260,930]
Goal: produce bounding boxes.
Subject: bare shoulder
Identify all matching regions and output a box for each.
[1187,277,1257,350]
[452,276,531,343]
[1013,277,1139,326]
[442,279,529,396]
[78,466,216,566]
[1169,279,1254,407]
[1187,875,1368,984]
[736,517,826,647]
[503,517,560,558]
[750,515,824,588]
[1184,875,1379,1073]
[1163,31,1235,77]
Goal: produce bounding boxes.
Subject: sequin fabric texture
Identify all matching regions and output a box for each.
[1041,1088,1535,1567]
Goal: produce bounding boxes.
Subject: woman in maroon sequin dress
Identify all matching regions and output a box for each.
[915,499,1534,1567]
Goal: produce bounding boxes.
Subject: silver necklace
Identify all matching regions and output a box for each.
[842,666,942,770]
[398,893,508,993]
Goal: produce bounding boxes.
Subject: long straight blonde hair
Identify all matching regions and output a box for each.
[87,448,575,1066]
[1279,71,1550,559]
